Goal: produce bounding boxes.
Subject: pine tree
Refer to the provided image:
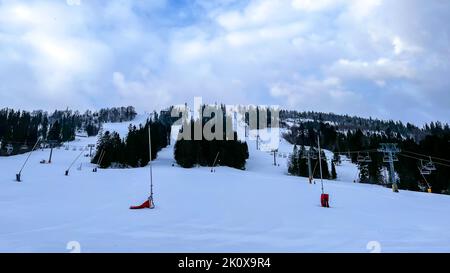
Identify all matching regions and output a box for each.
[47,121,61,142]
[333,151,341,166]
[298,145,309,177]
[173,106,249,170]
[288,145,299,175]
[331,161,337,180]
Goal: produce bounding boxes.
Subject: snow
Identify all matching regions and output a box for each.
[101,114,149,139]
[1,121,450,253]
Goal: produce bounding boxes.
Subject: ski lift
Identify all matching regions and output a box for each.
[357,153,365,163]
[6,144,14,155]
[424,157,436,171]
[364,152,372,163]
[420,160,432,175]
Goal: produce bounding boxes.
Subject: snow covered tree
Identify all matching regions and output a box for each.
[358,164,369,183]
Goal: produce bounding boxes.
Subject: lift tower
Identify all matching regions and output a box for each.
[378,143,401,192]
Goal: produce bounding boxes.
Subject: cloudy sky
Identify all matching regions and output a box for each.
[0,0,449,125]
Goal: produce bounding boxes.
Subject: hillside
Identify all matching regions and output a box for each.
[1,118,450,252]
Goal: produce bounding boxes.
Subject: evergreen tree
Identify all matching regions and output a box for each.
[47,121,61,142]
[298,145,309,177]
[288,145,299,175]
[331,161,337,180]
[174,106,249,170]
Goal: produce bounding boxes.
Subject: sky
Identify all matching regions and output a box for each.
[0,0,449,125]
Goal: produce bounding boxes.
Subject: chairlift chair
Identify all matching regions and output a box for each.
[6,144,14,155]
[419,160,432,175]
[357,153,365,163]
[364,152,372,163]
[425,157,436,171]
[420,167,431,175]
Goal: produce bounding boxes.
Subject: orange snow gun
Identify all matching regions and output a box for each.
[321,193,329,208]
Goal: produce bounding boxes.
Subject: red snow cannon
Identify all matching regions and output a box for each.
[130,199,155,210]
[321,193,329,208]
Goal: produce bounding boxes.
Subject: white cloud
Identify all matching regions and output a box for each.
[328,58,415,84]
[392,36,422,55]
[347,0,382,19]
[269,75,363,115]
[291,0,337,12]
[0,0,449,124]
[112,72,171,110]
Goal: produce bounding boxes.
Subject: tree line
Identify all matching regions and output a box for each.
[287,144,335,180]
[280,109,450,142]
[0,106,136,156]
[174,105,249,170]
[284,119,450,194]
[92,112,170,168]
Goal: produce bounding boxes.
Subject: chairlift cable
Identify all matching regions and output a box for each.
[402,150,450,163]
[398,153,450,168]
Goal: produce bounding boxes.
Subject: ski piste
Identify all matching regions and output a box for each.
[1,116,450,252]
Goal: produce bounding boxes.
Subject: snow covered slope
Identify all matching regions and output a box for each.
[101,114,149,138]
[1,122,450,253]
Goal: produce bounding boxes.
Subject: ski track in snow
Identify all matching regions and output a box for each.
[1,121,450,253]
